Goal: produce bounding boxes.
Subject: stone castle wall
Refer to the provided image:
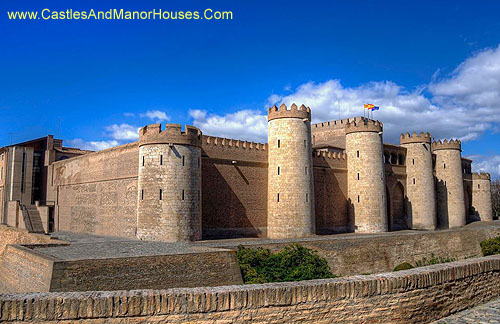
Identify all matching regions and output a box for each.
[2,255,500,323]
[472,173,493,221]
[267,104,315,239]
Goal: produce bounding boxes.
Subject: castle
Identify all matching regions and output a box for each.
[0,104,494,241]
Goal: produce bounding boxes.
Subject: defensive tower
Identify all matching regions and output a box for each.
[400,132,436,230]
[432,139,465,228]
[346,117,387,233]
[137,124,202,241]
[471,172,493,221]
[267,103,315,239]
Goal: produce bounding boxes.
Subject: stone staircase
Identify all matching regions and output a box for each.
[21,205,45,234]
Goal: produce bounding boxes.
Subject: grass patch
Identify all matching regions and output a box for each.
[237,243,336,284]
[480,236,500,256]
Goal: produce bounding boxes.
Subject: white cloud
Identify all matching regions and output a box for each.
[105,123,140,141]
[140,110,170,122]
[66,138,119,151]
[189,109,268,142]
[123,112,135,117]
[467,155,500,179]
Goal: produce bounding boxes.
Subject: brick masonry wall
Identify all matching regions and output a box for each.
[0,225,55,256]
[52,143,139,238]
[1,255,500,323]
[434,149,466,229]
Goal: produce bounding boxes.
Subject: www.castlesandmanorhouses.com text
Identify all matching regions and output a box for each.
[7,8,233,21]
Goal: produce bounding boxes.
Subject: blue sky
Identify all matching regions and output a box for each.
[1,0,500,176]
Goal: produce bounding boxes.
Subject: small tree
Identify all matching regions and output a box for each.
[492,179,500,220]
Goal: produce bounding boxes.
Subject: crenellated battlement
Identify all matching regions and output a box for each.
[268,103,311,121]
[313,150,347,160]
[139,123,202,147]
[400,132,432,145]
[345,117,383,134]
[472,172,491,180]
[432,139,461,151]
[203,135,267,151]
[312,117,362,130]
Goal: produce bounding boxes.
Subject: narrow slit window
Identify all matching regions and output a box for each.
[412,159,415,165]
[181,189,185,201]
[356,151,359,158]
[198,157,200,168]
[305,166,308,175]
[304,140,306,148]
[159,189,163,200]
[413,178,416,185]
[182,156,185,166]
[444,163,446,169]
[142,156,145,166]
[160,155,163,165]
[277,193,280,202]
[277,166,280,175]
[357,173,360,180]
[306,193,309,202]
[357,195,360,203]
[141,190,144,200]
[478,184,480,189]
[277,139,280,148]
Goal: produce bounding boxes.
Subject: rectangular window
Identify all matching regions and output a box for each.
[413,178,416,185]
[478,184,480,189]
[277,193,280,202]
[198,157,200,168]
[142,156,145,166]
[412,159,415,165]
[357,173,360,180]
[277,139,280,148]
[181,189,185,200]
[306,193,309,202]
[159,189,163,200]
[160,155,163,165]
[357,195,360,203]
[304,140,306,148]
[357,151,359,158]
[141,189,144,200]
[444,163,446,169]
[305,166,308,175]
[182,156,185,166]
[277,166,280,175]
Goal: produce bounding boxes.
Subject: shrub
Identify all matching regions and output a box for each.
[237,243,335,284]
[393,262,414,271]
[415,254,456,267]
[480,236,500,256]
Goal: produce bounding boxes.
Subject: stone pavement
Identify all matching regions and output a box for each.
[433,298,500,323]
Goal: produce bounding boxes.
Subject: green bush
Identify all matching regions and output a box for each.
[415,254,456,267]
[393,262,414,271]
[237,243,335,284]
[480,236,500,256]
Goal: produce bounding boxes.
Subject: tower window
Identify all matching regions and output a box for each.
[181,189,185,200]
[304,140,306,148]
[306,193,309,202]
[357,151,359,158]
[413,178,416,185]
[277,166,280,175]
[444,163,446,169]
[142,156,145,166]
[278,139,281,148]
[357,173,360,180]
[141,190,144,200]
[182,156,185,166]
[160,155,163,165]
[159,189,163,200]
[277,193,280,202]
[478,184,480,189]
[412,159,415,165]
[305,166,308,175]
[357,195,360,203]
[198,157,200,168]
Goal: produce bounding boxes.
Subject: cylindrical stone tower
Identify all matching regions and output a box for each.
[346,118,387,233]
[400,132,437,230]
[137,124,202,242]
[433,139,466,229]
[472,172,493,221]
[267,103,315,239]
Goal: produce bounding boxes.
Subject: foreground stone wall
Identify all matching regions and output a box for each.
[1,255,499,323]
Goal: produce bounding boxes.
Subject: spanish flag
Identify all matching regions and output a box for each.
[364,104,374,109]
